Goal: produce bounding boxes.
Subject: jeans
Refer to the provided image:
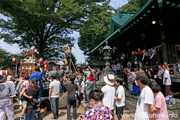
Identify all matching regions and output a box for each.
[51,97,59,119]
[85,94,91,108]
[25,109,36,120]
[67,98,76,120]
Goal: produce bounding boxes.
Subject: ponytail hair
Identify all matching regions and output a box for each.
[89,87,104,101]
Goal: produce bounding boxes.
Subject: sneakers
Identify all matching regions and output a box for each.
[20,116,24,120]
[51,116,58,119]
[43,112,47,115]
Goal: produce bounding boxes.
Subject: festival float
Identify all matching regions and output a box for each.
[12,49,48,78]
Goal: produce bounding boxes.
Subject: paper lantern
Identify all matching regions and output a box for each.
[34,49,38,53]
[44,64,48,69]
[0,70,10,75]
[62,45,71,55]
[12,57,16,63]
[63,59,68,65]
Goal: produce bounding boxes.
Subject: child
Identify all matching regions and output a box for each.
[20,76,30,120]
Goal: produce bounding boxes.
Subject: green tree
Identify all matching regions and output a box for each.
[118,0,148,12]
[0,47,24,69]
[78,0,113,54]
[0,0,108,60]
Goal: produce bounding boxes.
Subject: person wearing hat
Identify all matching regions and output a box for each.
[0,75,16,120]
[134,72,155,120]
[101,74,115,113]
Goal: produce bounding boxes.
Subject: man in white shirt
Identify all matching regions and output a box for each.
[49,74,61,119]
[135,72,155,120]
[101,74,115,112]
[115,79,125,120]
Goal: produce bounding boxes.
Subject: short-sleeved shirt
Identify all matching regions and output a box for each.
[154,92,169,120]
[135,86,154,120]
[81,105,114,120]
[67,81,78,94]
[30,71,43,100]
[49,80,60,98]
[101,84,115,110]
[163,70,172,85]
[41,80,50,97]
[116,86,125,107]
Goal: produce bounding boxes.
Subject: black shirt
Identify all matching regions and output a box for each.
[26,87,39,110]
[41,80,50,97]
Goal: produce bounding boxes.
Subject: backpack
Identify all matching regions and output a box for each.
[68,84,77,104]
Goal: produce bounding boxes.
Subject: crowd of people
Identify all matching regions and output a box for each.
[0,47,173,120]
[111,47,161,72]
[0,64,104,120]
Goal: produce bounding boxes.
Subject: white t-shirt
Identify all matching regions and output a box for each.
[163,70,172,85]
[101,84,115,110]
[135,86,154,120]
[115,86,125,107]
[49,80,60,98]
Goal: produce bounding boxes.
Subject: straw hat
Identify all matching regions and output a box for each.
[104,74,115,85]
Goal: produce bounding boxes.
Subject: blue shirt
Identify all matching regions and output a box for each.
[30,71,43,100]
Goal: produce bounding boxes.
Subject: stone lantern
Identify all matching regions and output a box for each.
[97,41,116,86]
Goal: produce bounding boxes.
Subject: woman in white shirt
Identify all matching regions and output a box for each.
[163,64,172,97]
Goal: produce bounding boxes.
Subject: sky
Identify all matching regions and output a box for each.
[0,0,128,64]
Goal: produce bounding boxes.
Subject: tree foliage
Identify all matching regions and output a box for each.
[78,0,113,54]
[118,0,148,12]
[0,47,24,69]
[0,0,109,61]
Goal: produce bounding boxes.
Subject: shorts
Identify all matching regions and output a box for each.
[22,100,27,106]
[40,99,50,108]
[116,106,124,118]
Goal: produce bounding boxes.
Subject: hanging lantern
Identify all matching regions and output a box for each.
[34,48,38,53]
[44,64,48,69]
[62,45,71,55]
[39,58,43,63]
[63,58,68,65]
[0,70,10,75]
[12,57,16,63]
[43,61,46,65]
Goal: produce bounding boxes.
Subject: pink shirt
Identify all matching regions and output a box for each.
[154,92,169,120]
[21,80,29,94]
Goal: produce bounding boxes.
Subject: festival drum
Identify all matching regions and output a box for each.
[0,70,10,75]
